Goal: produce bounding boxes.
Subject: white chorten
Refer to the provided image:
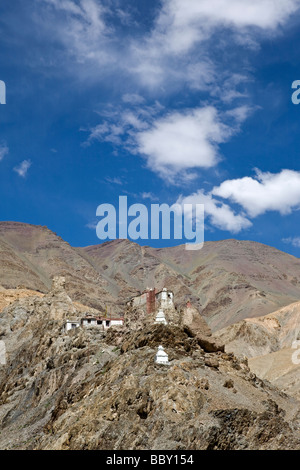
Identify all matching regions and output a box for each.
[155,345,169,365]
[155,309,167,325]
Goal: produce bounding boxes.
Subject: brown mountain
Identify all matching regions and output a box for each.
[1,221,300,330]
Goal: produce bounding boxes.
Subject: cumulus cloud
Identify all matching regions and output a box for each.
[175,168,300,233]
[176,190,252,233]
[0,144,9,161]
[213,169,300,217]
[136,107,233,177]
[13,159,32,178]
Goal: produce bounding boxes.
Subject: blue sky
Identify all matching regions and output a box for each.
[2,0,300,254]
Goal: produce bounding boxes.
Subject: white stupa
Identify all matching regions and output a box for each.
[155,308,167,325]
[155,345,169,365]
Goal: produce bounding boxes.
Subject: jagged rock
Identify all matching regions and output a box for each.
[183,325,224,353]
[224,379,234,389]
[181,303,212,337]
[204,356,219,369]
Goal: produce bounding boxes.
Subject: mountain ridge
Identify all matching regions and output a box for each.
[1,221,300,331]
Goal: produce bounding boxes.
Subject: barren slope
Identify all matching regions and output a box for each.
[249,349,300,401]
[0,222,115,313]
[214,302,300,400]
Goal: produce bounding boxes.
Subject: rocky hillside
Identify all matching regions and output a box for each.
[1,222,300,330]
[0,289,299,450]
[214,302,300,400]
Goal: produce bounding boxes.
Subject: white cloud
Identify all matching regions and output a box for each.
[13,160,32,178]
[176,190,252,233]
[32,0,300,93]
[0,144,9,161]
[152,0,300,54]
[131,0,300,88]
[213,169,300,217]
[39,0,112,66]
[86,104,252,182]
[136,107,230,176]
[177,168,300,234]
[282,237,300,248]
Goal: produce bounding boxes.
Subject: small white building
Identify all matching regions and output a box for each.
[81,317,123,329]
[65,320,80,332]
[155,309,168,325]
[155,345,169,365]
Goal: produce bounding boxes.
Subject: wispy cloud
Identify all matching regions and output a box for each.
[0,144,9,161]
[13,159,32,178]
[282,237,300,248]
[122,93,145,105]
[141,192,159,201]
[36,0,114,71]
[25,0,299,95]
[85,220,98,230]
[105,176,123,185]
[130,0,300,89]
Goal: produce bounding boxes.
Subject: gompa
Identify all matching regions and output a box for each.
[155,345,169,365]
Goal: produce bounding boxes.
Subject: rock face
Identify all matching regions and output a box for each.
[46,277,76,321]
[214,301,300,401]
[0,298,299,450]
[181,303,212,337]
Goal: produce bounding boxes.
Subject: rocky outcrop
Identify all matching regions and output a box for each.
[181,303,212,337]
[213,302,300,401]
[46,276,76,321]
[0,297,299,450]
